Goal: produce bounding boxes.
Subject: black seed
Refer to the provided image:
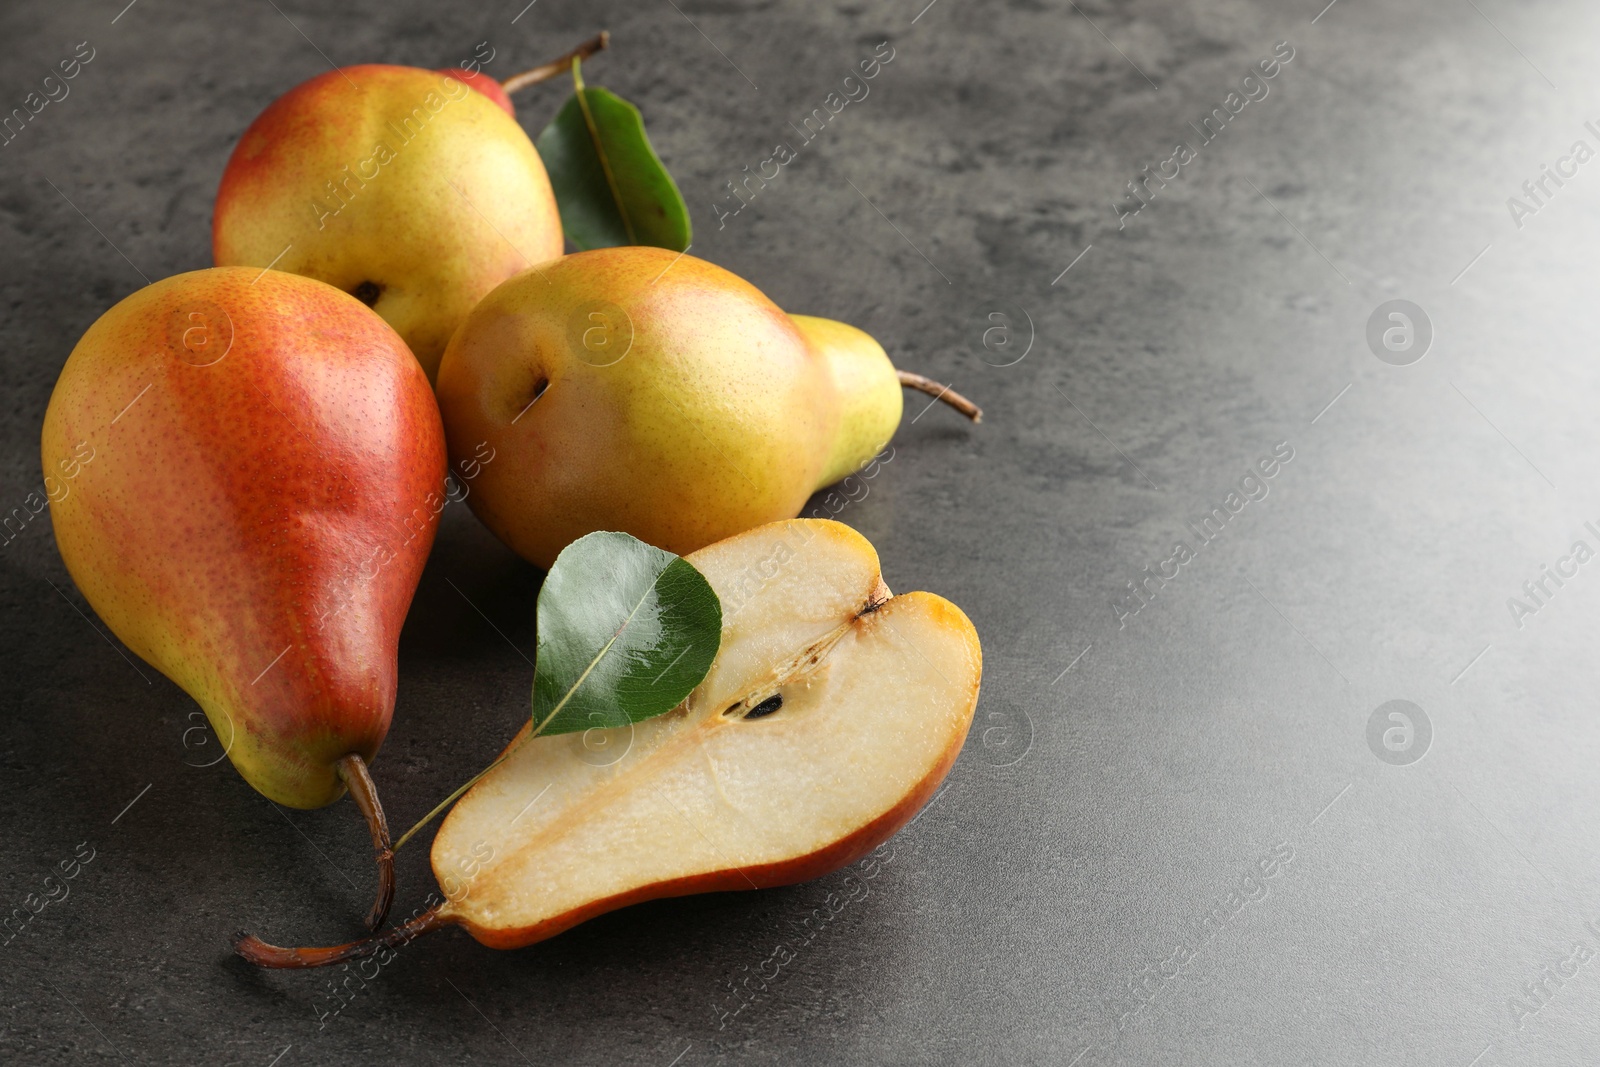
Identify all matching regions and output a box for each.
[352,281,381,306]
[744,694,783,720]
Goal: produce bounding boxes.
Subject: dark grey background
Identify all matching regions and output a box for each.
[2,0,1597,1063]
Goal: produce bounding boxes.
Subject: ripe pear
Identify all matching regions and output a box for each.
[433,246,979,569]
[43,267,447,929]
[236,518,982,966]
[212,63,563,380]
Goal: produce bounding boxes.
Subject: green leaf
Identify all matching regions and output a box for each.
[531,531,721,738]
[390,530,720,854]
[536,58,692,252]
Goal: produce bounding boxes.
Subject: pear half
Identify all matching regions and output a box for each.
[237,519,981,965]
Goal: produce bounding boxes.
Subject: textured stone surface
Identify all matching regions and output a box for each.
[4,0,1600,1063]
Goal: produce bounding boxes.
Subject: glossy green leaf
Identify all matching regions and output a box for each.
[391,531,720,853]
[536,59,692,251]
[531,531,720,738]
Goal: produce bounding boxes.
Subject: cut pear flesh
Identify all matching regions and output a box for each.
[433,519,981,949]
[235,519,980,965]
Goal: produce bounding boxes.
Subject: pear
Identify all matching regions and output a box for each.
[43,267,447,930]
[236,518,981,966]
[211,63,564,381]
[433,246,979,569]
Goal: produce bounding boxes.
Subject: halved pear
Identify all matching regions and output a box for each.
[237,519,981,965]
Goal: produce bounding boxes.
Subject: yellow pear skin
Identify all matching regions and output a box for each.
[790,315,903,488]
[435,247,839,569]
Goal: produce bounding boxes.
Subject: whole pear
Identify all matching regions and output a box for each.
[435,247,840,568]
[434,247,979,568]
[42,267,446,925]
[212,64,563,380]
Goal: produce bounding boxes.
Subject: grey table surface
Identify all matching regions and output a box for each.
[2,0,1598,1063]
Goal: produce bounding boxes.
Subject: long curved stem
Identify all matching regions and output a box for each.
[897,370,983,423]
[501,31,610,95]
[335,754,394,932]
[235,905,449,969]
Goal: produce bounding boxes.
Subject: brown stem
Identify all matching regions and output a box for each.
[335,754,394,932]
[897,370,983,423]
[235,906,449,969]
[500,31,611,94]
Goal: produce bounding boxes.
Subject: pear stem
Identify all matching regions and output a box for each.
[897,370,983,423]
[235,905,449,969]
[501,31,610,94]
[335,754,395,932]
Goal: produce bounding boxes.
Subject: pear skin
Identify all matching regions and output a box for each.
[790,315,903,488]
[438,68,514,115]
[213,64,563,380]
[435,247,840,569]
[42,267,446,811]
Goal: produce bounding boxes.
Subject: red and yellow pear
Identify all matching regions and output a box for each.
[210,37,605,379]
[42,267,447,930]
